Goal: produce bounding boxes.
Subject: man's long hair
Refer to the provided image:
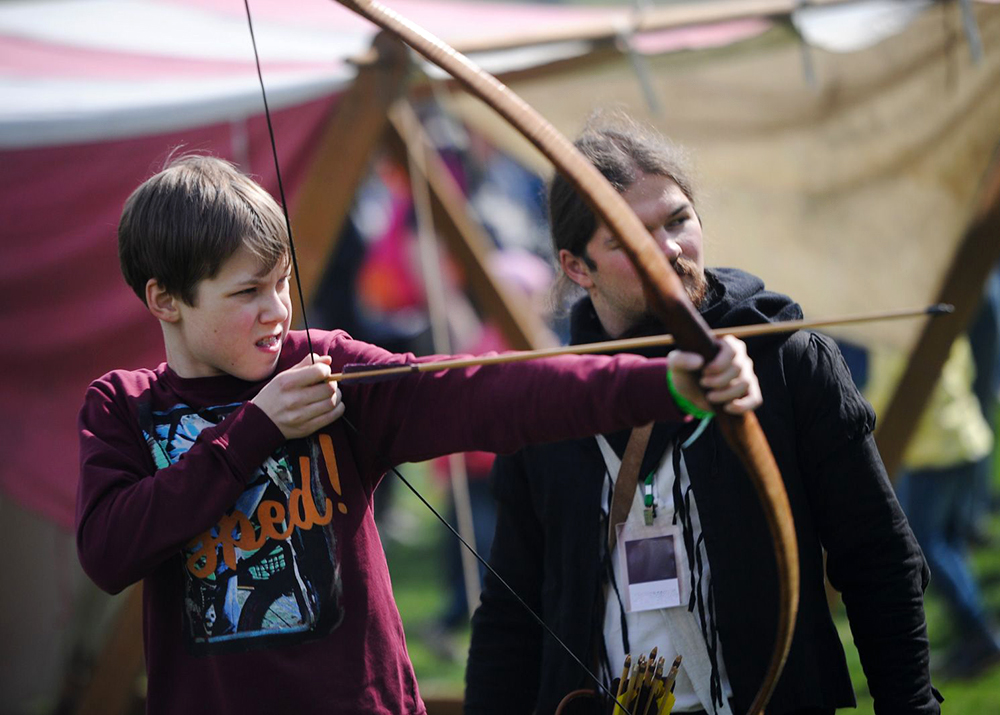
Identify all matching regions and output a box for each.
[549,111,699,307]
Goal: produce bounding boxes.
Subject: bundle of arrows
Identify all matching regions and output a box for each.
[609,649,682,715]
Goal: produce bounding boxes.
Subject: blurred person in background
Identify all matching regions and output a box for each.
[425,249,556,661]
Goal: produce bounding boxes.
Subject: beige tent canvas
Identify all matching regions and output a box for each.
[452,1,1000,352]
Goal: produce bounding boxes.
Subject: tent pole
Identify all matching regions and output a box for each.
[396,100,482,618]
[289,32,411,311]
[384,103,557,352]
[876,142,1000,479]
[74,585,144,715]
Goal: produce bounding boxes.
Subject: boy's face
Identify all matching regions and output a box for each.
[166,246,292,381]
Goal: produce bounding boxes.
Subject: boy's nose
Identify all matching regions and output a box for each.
[260,292,289,324]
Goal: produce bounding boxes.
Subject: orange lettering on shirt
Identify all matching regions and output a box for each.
[290,456,334,528]
[185,444,343,579]
[319,433,348,515]
[218,510,262,571]
[186,533,219,579]
[258,500,295,542]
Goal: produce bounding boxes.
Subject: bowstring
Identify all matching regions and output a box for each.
[243,0,315,360]
[241,3,633,712]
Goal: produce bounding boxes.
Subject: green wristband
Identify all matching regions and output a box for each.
[666,368,714,419]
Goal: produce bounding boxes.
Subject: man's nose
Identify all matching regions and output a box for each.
[652,228,682,260]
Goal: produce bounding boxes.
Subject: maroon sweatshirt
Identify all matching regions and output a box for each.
[76,329,684,715]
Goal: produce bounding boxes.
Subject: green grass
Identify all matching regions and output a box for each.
[387,462,1000,710]
[833,470,1000,714]
[382,465,471,697]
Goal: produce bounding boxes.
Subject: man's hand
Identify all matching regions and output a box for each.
[251,354,345,439]
[667,335,761,415]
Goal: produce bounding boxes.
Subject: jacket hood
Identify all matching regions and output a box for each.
[569,267,802,351]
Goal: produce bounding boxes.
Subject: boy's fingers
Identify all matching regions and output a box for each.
[290,353,332,372]
[286,388,343,428]
[295,381,338,407]
[294,353,317,367]
[283,360,333,387]
[297,398,341,425]
[299,397,347,434]
[300,383,344,417]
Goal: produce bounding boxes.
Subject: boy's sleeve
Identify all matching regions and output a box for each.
[75,379,285,594]
[332,332,684,476]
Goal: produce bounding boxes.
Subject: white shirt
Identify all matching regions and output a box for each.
[597,437,734,714]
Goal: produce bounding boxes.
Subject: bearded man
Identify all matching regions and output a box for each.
[465,116,941,715]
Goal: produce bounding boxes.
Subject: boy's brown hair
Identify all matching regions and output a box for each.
[119,155,289,306]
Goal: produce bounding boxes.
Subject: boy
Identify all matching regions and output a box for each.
[76,155,759,714]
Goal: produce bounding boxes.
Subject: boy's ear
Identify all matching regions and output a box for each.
[146,279,181,323]
[559,248,594,290]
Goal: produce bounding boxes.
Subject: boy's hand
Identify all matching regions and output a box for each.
[252,354,345,439]
[667,335,762,415]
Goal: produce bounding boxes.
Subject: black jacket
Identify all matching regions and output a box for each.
[466,269,939,715]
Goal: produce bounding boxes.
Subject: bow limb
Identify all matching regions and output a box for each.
[334,2,798,711]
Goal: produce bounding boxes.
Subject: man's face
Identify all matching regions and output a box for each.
[560,172,705,337]
[166,246,292,381]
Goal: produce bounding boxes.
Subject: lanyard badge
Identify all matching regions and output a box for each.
[616,520,686,612]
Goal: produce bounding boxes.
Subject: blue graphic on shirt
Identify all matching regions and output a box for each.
[143,402,344,654]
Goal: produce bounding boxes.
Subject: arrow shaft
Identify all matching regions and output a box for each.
[328,305,949,384]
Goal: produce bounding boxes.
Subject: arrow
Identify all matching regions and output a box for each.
[329,304,952,384]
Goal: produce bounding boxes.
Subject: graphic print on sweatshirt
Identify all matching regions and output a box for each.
[144,401,345,654]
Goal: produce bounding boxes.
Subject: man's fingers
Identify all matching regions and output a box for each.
[722,379,763,413]
[700,361,740,390]
[667,350,705,373]
[705,380,750,405]
[703,337,735,372]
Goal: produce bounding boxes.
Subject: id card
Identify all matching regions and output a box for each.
[616,522,686,612]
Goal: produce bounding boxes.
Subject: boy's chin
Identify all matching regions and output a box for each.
[232,357,281,383]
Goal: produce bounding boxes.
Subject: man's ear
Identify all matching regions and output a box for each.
[559,248,594,290]
[146,279,181,323]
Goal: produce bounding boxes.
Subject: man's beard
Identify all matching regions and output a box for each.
[622,257,707,339]
[674,255,707,308]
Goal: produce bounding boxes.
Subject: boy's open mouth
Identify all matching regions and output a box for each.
[255,335,281,349]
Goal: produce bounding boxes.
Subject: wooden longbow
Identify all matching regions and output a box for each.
[326,3,799,712]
